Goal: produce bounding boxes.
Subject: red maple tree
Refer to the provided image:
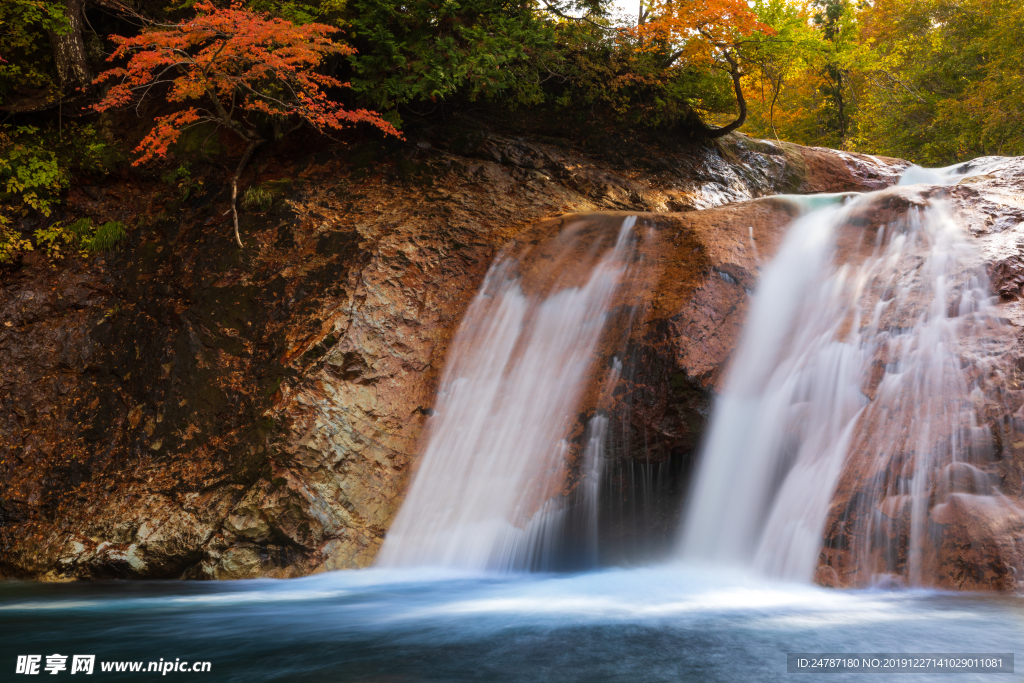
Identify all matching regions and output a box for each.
[93,2,401,246]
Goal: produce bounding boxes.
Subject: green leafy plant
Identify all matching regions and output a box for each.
[0,122,115,264]
[0,220,33,264]
[0,0,69,96]
[0,126,68,216]
[0,123,106,216]
[340,0,559,116]
[32,221,80,259]
[32,217,126,260]
[161,164,204,200]
[241,185,274,212]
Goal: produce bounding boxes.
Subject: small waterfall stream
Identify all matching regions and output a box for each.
[679,182,1014,586]
[678,196,869,577]
[377,218,637,570]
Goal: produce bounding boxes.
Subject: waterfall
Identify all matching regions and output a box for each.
[376,217,637,571]
[678,196,865,577]
[678,185,1010,586]
[377,159,1018,584]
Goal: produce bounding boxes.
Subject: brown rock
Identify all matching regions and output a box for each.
[815,160,1024,591]
[0,130,911,580]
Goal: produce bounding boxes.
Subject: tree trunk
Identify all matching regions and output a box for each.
[48,0,92,91]
[231,139,265,248]
[693,50,747,140]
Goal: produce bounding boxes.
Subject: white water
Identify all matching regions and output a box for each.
[678,183,1008,585]
[376,217,637,570]
[679,197,868,578]
[897,156,1008,187]
[380,160,1018,584]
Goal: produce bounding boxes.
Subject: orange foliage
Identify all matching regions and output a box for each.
[93,2,401,166]
[630,0,772,66]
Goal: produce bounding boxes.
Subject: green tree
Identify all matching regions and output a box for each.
[742,0,875,149]
[0,0,68,99]
[811,0,853,142]
[337,0,561,118]
[741,0,826,141]
[852,0,1024,164]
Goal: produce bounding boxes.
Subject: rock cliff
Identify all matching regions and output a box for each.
[1,127,939,580]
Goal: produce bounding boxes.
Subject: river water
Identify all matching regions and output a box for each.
[2,567,1022,681]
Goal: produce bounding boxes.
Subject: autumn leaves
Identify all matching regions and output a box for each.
[90,2,402,246]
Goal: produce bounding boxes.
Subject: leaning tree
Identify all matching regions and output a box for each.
[629,0,772,138]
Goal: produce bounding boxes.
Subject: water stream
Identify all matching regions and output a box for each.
[679,190,1011,586]
[377,217,638,571]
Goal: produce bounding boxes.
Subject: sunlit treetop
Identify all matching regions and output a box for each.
[629,0,774,67]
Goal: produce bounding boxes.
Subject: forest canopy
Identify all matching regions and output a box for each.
[3,0,1022,158]
[1,0,1022,260]
[741,0,1024,165]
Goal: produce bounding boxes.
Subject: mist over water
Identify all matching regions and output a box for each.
[2,568,1021,682]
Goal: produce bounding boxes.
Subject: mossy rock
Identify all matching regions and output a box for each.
[777,142,810,193]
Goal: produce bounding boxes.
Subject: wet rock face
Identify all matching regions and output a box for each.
[508,202,803,564]
[0,129,909,580]
[813,160,1024,592]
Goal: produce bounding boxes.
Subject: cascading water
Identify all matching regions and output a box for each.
[376,217,638,571]
[379,158,1021,587]
[678,195,869,578]
[678,175,1015,586]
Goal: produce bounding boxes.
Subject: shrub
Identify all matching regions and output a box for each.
[160,164,204,200]
[0,221,33,264]
[31,217,126,260]
[93,1,401,247]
